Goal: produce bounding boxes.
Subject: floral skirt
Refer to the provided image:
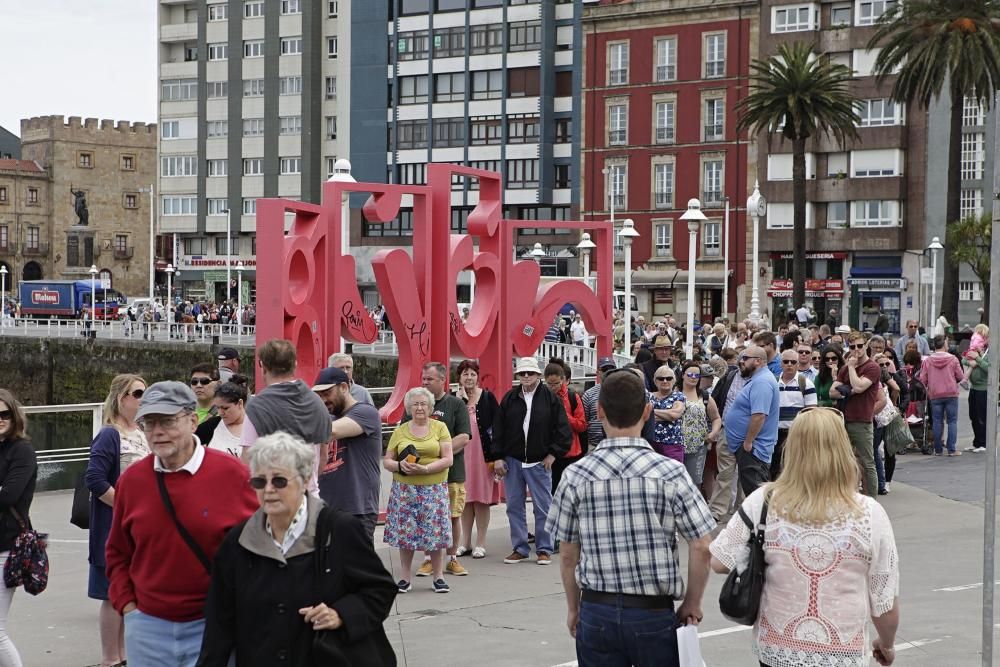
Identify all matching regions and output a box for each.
[383,481,452,551]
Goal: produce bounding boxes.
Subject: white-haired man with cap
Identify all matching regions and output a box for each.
[490,357,572,565]
[106,381,258,667]
[327,352,374,405]
[216,347,240,382]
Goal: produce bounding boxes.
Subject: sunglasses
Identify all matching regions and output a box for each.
[880,362,892,368]
[801,406,845,418]
[249,475,291,490]
[0,410,12,421]
[517,371,539,378]
[781,359,798,365]
[684,372,701,378]
[825,357,838,362]
[738,355,763,362]
[127,389,144,400]
[797,350,812,354]
[848,343,866,350]
[655,376,674,381]
[190,377,214,386]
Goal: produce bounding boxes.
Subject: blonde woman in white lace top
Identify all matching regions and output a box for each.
[710,408,900,667]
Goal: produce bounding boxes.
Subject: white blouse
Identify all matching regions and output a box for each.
[710,488,899,667]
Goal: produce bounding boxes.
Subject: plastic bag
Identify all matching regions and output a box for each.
[676,625,705,667]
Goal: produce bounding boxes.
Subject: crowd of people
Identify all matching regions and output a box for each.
[117,299,257,339]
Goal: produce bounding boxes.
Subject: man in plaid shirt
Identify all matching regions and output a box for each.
[546,370,715,667]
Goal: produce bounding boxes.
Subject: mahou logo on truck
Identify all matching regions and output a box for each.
[31,290,60,305]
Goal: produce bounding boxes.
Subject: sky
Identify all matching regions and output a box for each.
[0,1,157,137]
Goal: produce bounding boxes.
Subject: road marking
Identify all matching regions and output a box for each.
[933,580,1000,592]
[896,636,948,652]
[47,538,88,544]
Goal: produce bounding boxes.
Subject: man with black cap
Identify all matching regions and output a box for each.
[216,347,240,382]
[106,381,258,667]
[582,357,619,452]
[311,367,384,540]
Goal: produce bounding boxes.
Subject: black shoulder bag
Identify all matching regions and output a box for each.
[311,506,350,667]
[156,472,211,573]
[718,493,770,625]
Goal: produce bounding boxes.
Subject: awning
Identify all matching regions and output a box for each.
[621,269,728,289]
[669,270,728,288]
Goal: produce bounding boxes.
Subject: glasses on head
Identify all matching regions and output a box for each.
[801,406,845,418]
[684,372,701,379]
[848,343,866,350]
[781,359,798,365]
[249,475,291,490]
[190,377,214,387]
[137,413,188,432]
[517,371,538,378]
[127,389,144,400]
[0,410,12,422]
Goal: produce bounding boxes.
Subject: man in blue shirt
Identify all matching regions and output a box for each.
[753,331,782,377]
[724,345,780,495]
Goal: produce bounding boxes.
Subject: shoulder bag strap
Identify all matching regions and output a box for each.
[7,507,27,532]
[757,493,771,543]
[156,472,212,573]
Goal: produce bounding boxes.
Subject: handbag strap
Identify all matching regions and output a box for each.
[313,506,331,603]
[736,492,770,544]
[156,472,211,573]
[7,507,28,532]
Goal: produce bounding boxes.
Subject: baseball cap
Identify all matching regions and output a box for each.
[136,381,197,420]
[312,367,350,392]
[597,356,617,372]
[217,347,240,361]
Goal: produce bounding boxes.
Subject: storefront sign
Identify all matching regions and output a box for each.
[181,258,258,268]
[653,289,673,304]
[768,252,848,260]
[846,278,907,290]
[768,279,844,296]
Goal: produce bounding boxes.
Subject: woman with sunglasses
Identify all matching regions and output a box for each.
[680,362,722,487]
[710,408,901,667]
[650,367,686,462]
[195,376,249,458]
[873,353,908,495]
[85,374,148,667]
[198,432,397,666]
[814,348,845,408]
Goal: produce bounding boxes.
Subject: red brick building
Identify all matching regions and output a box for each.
[581,0,757,323]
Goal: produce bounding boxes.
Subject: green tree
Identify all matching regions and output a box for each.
[869,0,1000,323]
[736,41,859,308]
[948,211,992,322]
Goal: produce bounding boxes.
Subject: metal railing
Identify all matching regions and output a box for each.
[0,316,255,344]
[24,402,104,466]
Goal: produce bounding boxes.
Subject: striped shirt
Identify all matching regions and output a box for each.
[581,384,604,451]
[545,437,716,598]
[778,372,818,429]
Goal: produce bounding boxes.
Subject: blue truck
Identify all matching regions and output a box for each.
[18,280,122,320]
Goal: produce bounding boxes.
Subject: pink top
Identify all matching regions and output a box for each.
[918,351,965,399]
[710,488,899,667]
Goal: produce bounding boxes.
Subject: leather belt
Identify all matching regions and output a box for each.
[581,590,675,610]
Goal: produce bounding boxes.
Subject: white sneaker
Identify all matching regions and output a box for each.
[974,447,987,453]
[964,446,977,452]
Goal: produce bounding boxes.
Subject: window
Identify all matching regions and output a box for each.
[555,118,572,143]
[244,40,264,58]
[243,118,265,137]
[859,98,898,126]
[161,156,198,177]
[328,0,338,17]
[27,188,38,204]
[24,227,39,249]
[213,236,232,255]
[207,159,228,177]
[242,199,257,215]
[655,100,676,143]
[281,0,301,14]
[654,162,674,209]
[960,281,984,301]
[325,116,337,141]
[397,30,429,60]
[831,3,851,26]
[704,98,724,140]
[325,77,337,100]
[396,120,429,149]
[827,152,848,176]
[962,133,985,180]
[280,157,301,175]
[328,36,338,59]
[508,68,540,97]
[399,76,429,105]
[243,79,265,97]
[827,201,848,228]
[852,149,902,177]
[161,78,197,101]
[277,76,302,96]
[470,116,502,145]
[705,33,726,78]
[281,37,303,56]
[184,237,208,255]
[208,43,228,61]
[0,187,6,203]
[654,223,672,257]
[185,44,198,62]
[772,4,819,32]
[243,158,264,175]
[853,200,899,227]
[961,188,984,218]
[470,25,503,55]
[78,152,93,168]
[244,1,264,18]
[434,27,465,58]
[206,120,228,137]
[608,104,627,145]
[123,193,138,209]
[208,4,228,21]
[161,120,180,139]
[703,160,723,204]
[703,222,721,256]
[608,42,629,85]
[608,164,626,208]
[506,159,540,189]
[435,72,465,102]
[0,227,7,249]
[363,209,414,237]
[396,163,426,185]
[162,196,196,216]
[279,116,302,135]
[207,198,229,216]
[433,118,465,147]
[655,37,677,81]
[207,81,228,98]
[472,70,503,100]
[507,115,539,143]
[555,164,570,189]
[856,0,897,26]
[964,96,985,127]
[508,21,541,52]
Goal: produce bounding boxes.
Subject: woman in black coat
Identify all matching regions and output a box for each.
[198,432,397,667]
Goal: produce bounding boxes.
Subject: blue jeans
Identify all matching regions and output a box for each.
[504,457,553,556]
[124,609,205,667]
[930,397,959,454]
[576,600,679,667]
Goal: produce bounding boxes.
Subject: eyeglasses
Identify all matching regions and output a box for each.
[848,343,866,350]
[801,406,845,418]
[684,372,701,379]
[249,475,291,490]
[797,349,812,355]
[190,377,214,387]
[880,362,892,368]
[137,414,188,432]
[738,355,764,362]
[0,411,12,422]
[781,359,798,365]
[907,325,918,329]
[127,389,144,400]
[655,376,674,382]
[824,356,839,362]
[517,371,539,378]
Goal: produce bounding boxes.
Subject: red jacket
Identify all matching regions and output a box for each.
[555,384,587,458]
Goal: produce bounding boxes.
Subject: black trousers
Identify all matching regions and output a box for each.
[355,513,378,542]
[735,447,771,497]
[970,389,987,448]
[552,453,584,493]
[770,430,789,481]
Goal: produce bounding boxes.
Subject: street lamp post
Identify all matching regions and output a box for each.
[329,159,356,352]
[619,219,640,356]
[680,201,707,359]
[165,263,174,336]
[928,236,944,327]
[236,261,245,344]
[0,265,7,327]
[747,181,767,324]
[88,264,98,334]
[222,208,231,301]
[138,184,155,306]
[723,196,730,320]
[576,232,596,291]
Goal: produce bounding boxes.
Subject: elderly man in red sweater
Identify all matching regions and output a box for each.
[106,381,257,667]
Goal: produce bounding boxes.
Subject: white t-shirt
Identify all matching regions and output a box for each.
[208,420,243,458]
[571,320,588,342]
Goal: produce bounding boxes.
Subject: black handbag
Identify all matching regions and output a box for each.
[70,472,90,529]
[311,506,351,666]
[718,493,770,625]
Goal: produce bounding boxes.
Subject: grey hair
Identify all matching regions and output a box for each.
[328,352,352,366]
[247,431,316,483]
[869,335,886,346]
[404,386,435,411]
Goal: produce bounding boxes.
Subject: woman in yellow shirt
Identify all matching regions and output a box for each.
[383,387,453,594]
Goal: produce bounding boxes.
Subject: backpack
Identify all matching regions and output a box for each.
[568,387,578,413]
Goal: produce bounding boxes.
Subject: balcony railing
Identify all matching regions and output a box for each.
[655,127,674,143]
[655,65,675,81]
[609,69,627,85]
[704,125,724,141]
[655,192,672,209]
[22,243,49,257]
[114,246,134,260]
[608,130,626,145]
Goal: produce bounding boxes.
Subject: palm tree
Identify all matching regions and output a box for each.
[737,41,859,308]
[869,0,1000,324]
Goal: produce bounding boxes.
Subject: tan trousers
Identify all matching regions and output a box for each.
[709,433,744,520]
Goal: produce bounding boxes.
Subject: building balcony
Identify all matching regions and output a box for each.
[763,175,906,203]
[114,246,134,260]
[22,243,49,257]
[160,22,197,43]
[761,226,905,253]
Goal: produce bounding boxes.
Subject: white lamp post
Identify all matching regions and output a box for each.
[723,196,730,320]
[619,219,640,356]
[165,263,174,332]
[138,184,155,306]
[576,232,596,291]
[747,181,766,324]
[328,159,355,351]
[928,236,944,327]
[680,200,707,359]
[236,261,245,344]
[88,265,98,332]
[222,208,231,301]
[0,265,7,326]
